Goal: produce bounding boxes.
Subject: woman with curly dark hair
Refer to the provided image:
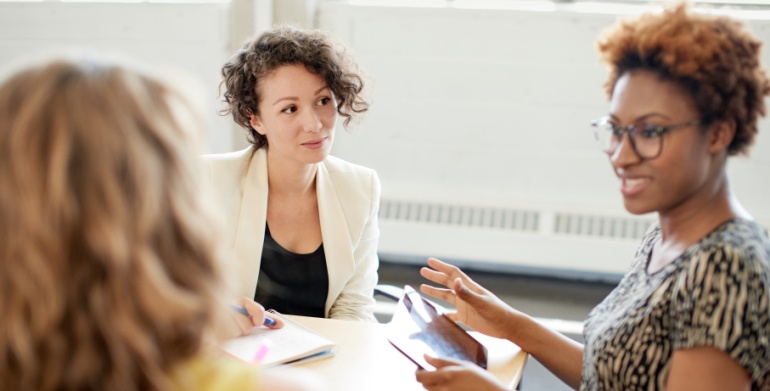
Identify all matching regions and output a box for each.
[414,4,770,391]
[206,26,380,330]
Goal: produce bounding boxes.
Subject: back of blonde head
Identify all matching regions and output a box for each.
[0,55,227,391]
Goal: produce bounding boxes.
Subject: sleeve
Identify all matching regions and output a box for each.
[170,354,260,391]
[327,170,381,322]
[671,244,770,384]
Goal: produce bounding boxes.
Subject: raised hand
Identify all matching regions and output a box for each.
[420,258,516,340]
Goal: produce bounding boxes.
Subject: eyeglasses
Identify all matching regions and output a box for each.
[590,117,701,160]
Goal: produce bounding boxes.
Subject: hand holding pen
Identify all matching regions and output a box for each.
[228,297,284,337]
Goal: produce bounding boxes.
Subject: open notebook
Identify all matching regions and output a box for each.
[221,310,336,366]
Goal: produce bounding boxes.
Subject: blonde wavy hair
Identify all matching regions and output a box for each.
[0,54,229,391]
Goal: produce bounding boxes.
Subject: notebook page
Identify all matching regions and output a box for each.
[221,313,335,366]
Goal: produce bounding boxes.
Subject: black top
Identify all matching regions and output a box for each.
[254,224,329,318]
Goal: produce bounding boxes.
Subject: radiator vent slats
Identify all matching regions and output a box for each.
[552,213,654,239]
[379,200,539,232]
[379,199,654,240]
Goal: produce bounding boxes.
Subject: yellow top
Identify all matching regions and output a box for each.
[170,352,260,391]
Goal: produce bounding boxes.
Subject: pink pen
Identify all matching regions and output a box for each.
[252,339,273,364]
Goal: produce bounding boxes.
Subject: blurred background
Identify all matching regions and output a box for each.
[2,0,769,388]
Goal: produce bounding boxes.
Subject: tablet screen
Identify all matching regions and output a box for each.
[387,285,487,370]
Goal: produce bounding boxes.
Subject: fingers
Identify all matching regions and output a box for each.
[419,283,456,305]
[238,297,284,329]
[420,266,450,286]
[426,258,466,283]
[415,367,449,390]
[425,258,482,291]
[414,369,436,389]
[420,258,464,303]
[228,307,256,337]
[237,297,265,327]
[452,278,483,305]
[425,354,464,369]
[416,365,503,391]
[265,314,284,329]
[415,355,473,391]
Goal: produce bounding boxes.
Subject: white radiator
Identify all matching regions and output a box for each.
[377,198,654,280]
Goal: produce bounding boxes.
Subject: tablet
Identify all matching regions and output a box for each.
[387,285,488,370]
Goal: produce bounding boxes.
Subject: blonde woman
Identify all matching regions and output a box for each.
[209,26,380,329]
[0,54,320,391]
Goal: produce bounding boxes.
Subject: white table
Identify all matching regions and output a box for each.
[287,315,528,391]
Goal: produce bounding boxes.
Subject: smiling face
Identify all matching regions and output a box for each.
[608,70,723,216]
[249,64,337,166]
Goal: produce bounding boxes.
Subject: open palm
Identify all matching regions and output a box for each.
[419,258,515,340]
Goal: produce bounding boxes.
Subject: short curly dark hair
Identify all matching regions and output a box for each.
[596,3,770,155]
[220,26,369,149]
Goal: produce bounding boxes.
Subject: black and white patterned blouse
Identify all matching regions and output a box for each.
[581,218,770,390]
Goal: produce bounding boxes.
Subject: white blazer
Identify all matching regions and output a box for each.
[204,147,380,321]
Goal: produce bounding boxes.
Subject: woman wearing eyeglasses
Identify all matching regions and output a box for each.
[416,4,770,391]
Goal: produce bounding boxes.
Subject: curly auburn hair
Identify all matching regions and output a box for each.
[220,26,369,149]
[0,55,229,391]
[596,3,770,155]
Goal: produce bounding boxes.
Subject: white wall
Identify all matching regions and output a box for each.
[0,2,234,153]
[319,3,770,218]
[318,3,770,277]
[1,1,768,276]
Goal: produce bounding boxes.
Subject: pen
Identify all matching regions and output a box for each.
[230,304,277,326]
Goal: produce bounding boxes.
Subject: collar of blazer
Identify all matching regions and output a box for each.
[233,147,355,316]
